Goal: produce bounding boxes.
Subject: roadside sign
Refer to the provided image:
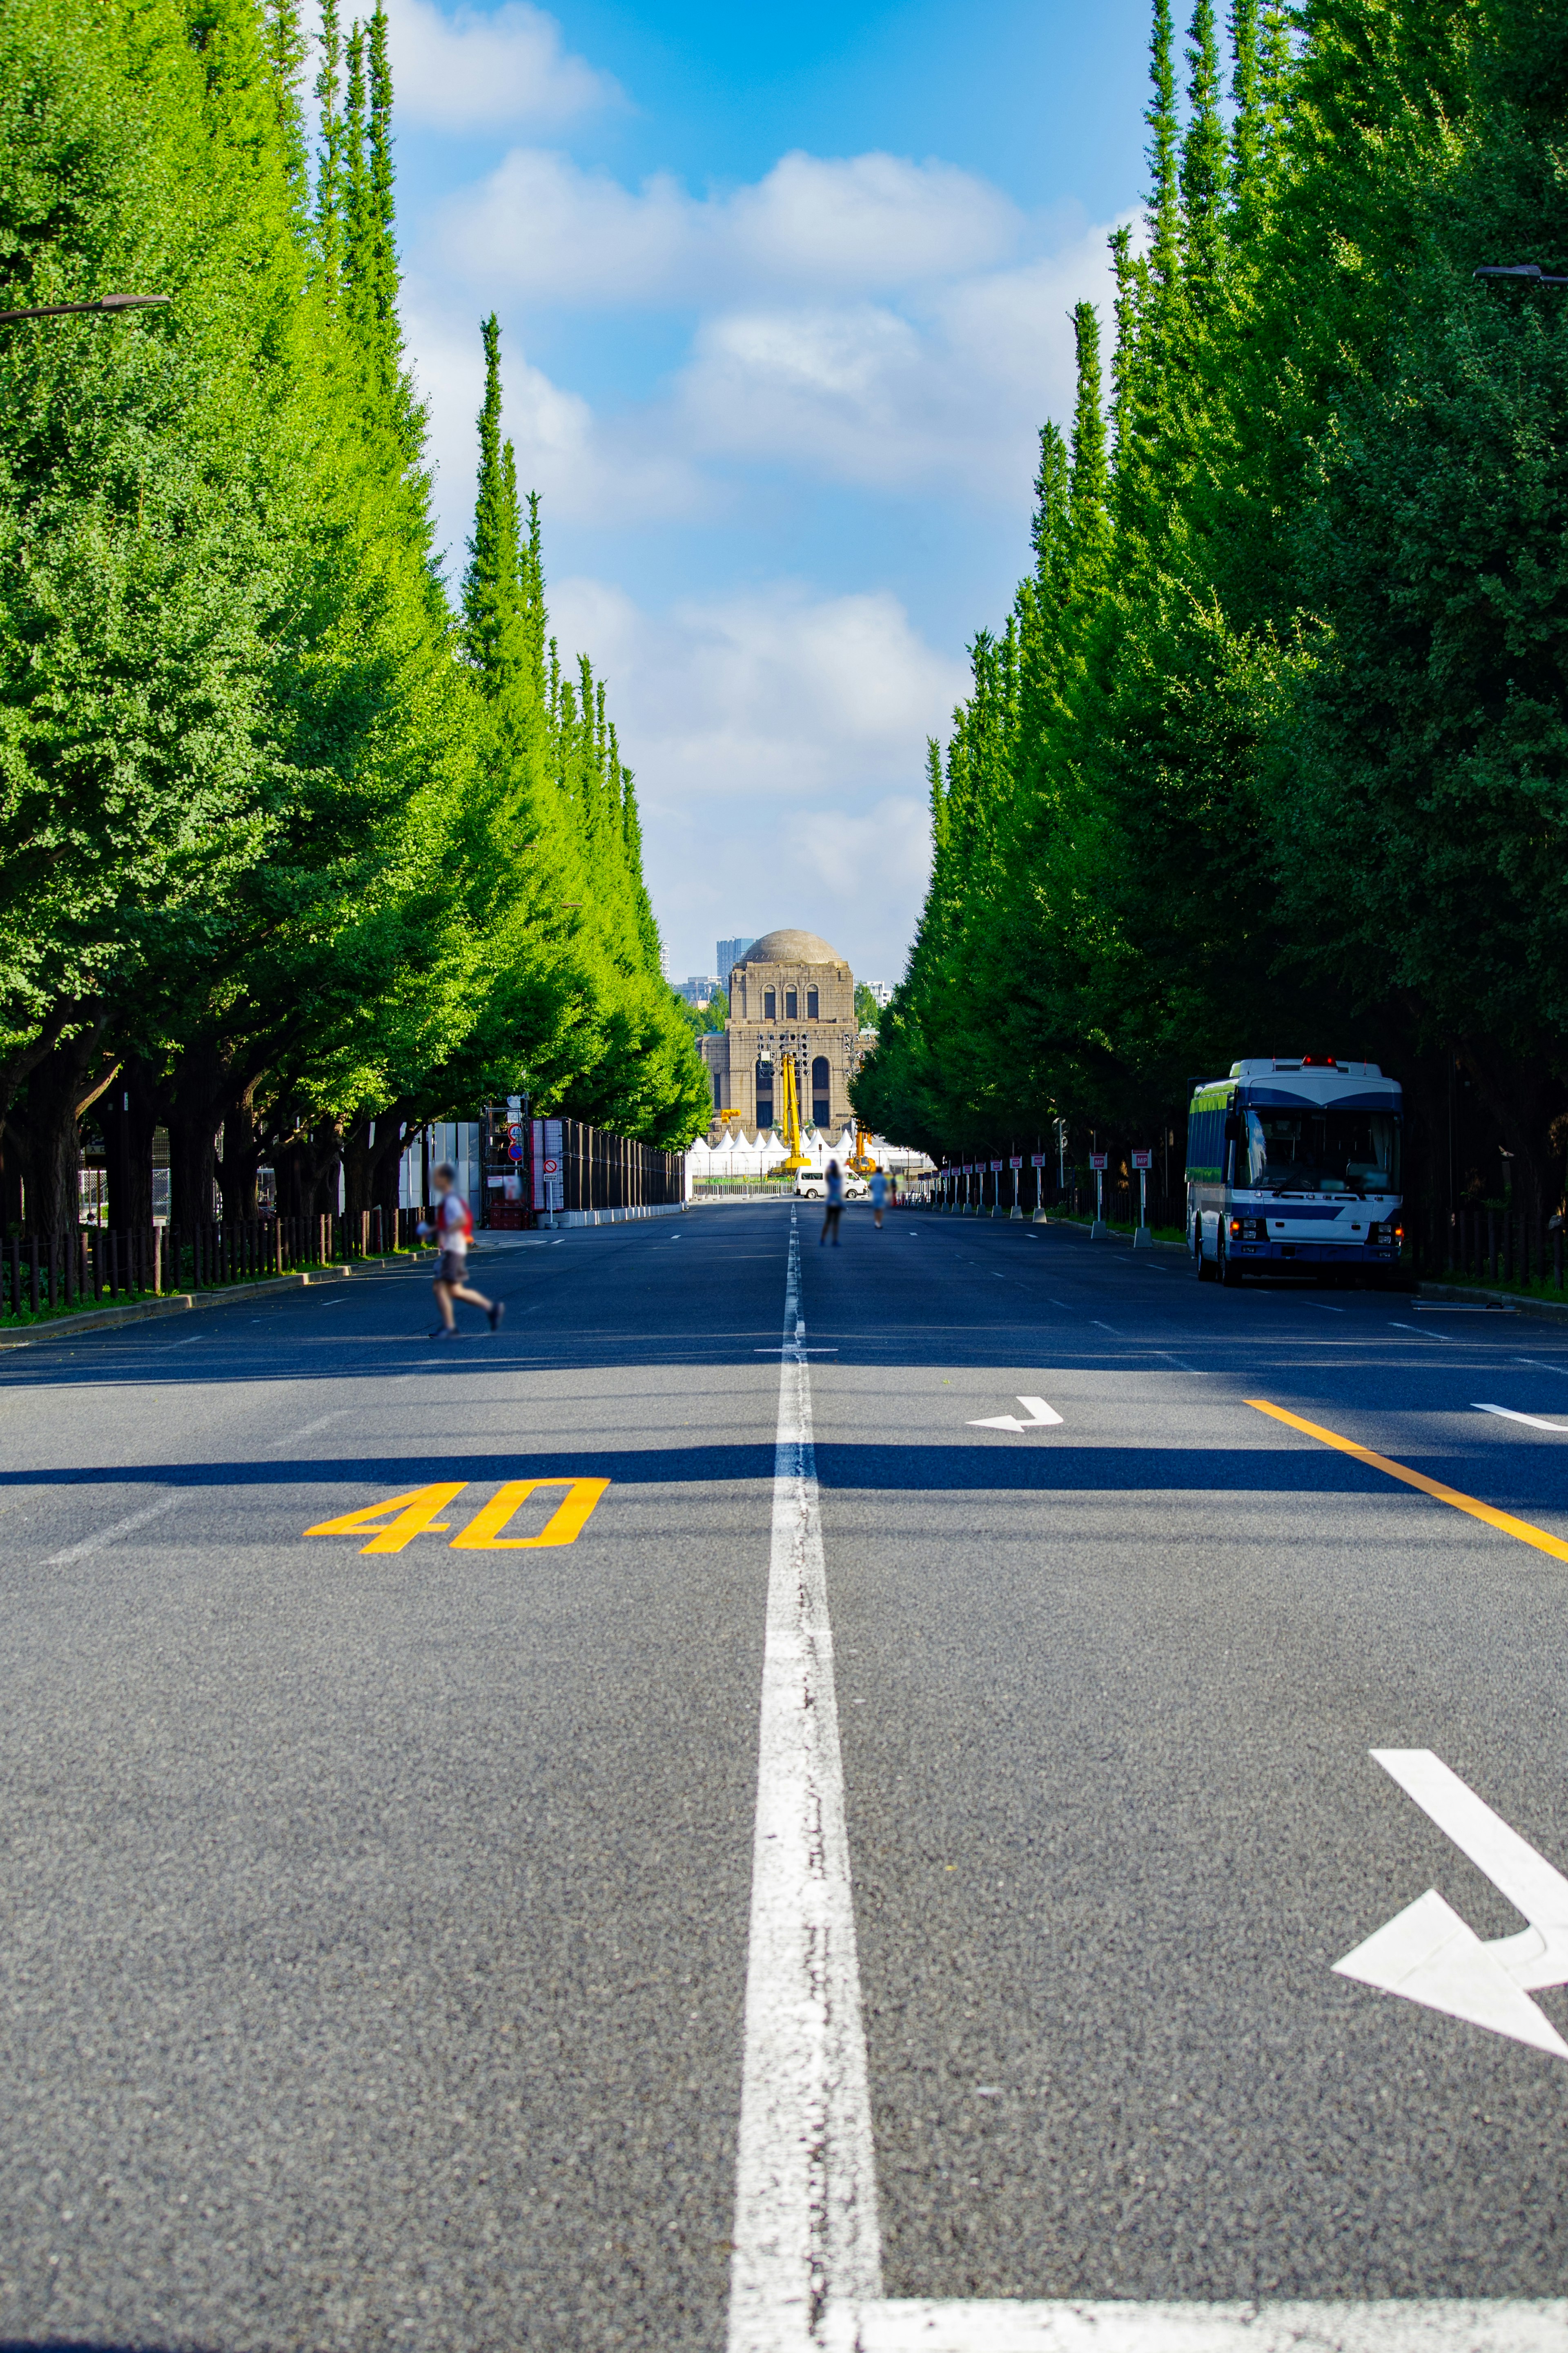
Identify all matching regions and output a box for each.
[507,1144,526,1163]
[1030,1152,1047,1166]
[1008,1155,1022,1169]
[989,1158,1003,1172]
[542,1157,560,1176]
[1132,1149,1153,1170]
[1090,1151,1109,1171]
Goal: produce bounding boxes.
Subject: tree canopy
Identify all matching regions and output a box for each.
[853,0,1568,1241]
[0,0,706,1245]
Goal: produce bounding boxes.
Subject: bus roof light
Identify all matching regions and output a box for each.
[1299,1055,1338,1068]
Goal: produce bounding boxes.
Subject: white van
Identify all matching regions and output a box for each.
[795,1169,869,1201]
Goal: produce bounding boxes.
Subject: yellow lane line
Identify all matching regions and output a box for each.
[1247,1399,1568,1563]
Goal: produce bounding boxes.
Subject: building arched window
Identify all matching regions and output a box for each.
[806,988,819,1019]
[755,1056,775,1130]
[764,988,776,1019]
[811,1056,831,1129]
[785,989,798,1019]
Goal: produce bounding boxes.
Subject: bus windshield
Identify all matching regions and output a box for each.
[1242,1107,1401,1195]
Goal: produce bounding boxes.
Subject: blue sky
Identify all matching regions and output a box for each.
[384,0,1152,983]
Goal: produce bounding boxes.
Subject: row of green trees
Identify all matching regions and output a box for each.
[854,0,1568,1242]
[0,0,706,1248]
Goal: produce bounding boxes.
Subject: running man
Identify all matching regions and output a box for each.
[418,1162,504,1337]
[869,1167,888,1229]
[820,1158,844,1247]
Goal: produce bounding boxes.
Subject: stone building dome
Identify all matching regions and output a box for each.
[742,927,843,966]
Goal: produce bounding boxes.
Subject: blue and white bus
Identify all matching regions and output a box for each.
[1187,1057,1404,1285]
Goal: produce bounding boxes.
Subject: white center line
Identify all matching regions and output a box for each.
[1390,1321,1453,1340]
[728,1213,880,2351]
[724,1236,1568,2353]
[47,1492,181,1565]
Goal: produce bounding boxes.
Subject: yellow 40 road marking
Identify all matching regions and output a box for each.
[1247,1401,1568,1562]
[306,1478,609,1555]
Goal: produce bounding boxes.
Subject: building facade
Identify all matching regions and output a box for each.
[716,936,755,991]
[699,928,865,1135]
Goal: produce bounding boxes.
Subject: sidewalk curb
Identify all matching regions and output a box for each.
[0,1261,397,1352]
[1027,1216,1188,1253]
[1415,1279,1568,1324]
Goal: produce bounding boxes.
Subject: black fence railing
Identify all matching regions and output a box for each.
[526,1116,685,1220]
[930,1171,1186,1228]
[1442,1207,1564,1292]
[0,1209,431,1320]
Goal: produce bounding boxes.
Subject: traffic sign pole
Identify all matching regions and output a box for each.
[1132,1148,1154,1249]
[1089,1151,1109,1240]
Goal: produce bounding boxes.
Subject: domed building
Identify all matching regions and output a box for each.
[699,928,864,1137]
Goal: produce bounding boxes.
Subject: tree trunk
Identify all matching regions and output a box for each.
[215,1082,264,1221]
[370,1099,415,1225]
[0,997,81,1138]
[0,1120,22,1234]
[272,1135,312,1221]
[18,1024,116,1251]
[309,1118,345,1218]
[1460,1039,1559,1238]
[341,1114,374,1222]
[101,1054,158,1233]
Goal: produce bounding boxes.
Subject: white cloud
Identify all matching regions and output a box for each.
[544,578,967,980]
[381,0,617,132]
[416,132,1120,513]
[436,147,1021,306]
[676,228,1121,499]
[403,295,708,548]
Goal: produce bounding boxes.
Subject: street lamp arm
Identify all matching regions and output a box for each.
[1474,263,1568,285]
[0,292,171,324]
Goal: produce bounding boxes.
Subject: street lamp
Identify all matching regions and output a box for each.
[1473,263,1568,285]
[0,292,171,324]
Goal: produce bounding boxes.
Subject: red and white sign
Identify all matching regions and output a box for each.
[1090,1151,1109,1171]
[1132,1149,1153,1171]
[541,1158,560,1176]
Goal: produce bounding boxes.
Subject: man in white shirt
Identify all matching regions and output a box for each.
[417,1162,504,1338]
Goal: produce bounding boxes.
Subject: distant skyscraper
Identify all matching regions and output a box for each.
[717,936,755,989]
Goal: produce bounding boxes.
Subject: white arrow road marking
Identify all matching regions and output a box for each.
[1473,1403,1568,1432]
[967,1396,1064,1434]
[731,1294,1568,2342]
[1334,1750,1568,2059]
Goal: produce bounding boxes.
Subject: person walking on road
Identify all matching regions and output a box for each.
[419,1162,504,1337]
[820,1158,844,1247]
[869,1167,888,1229]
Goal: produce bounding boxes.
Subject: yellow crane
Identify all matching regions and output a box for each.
[778,1055,810,1172]
[847,1123,877,1178]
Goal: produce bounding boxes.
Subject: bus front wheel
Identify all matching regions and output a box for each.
[1194,1220,1216,1282]
[1218,1231,1242,1287]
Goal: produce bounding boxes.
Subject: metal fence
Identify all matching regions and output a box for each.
[0,1210,430,1318]
[1442,1206,1564,1291]
[531,1116,685,1219]
[931,1168,1186,1228]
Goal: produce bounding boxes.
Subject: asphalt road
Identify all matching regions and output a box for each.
[3,1206,1568,2349]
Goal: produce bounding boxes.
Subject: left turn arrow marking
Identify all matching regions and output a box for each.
[1334,1750,1568,2059]
[968,1396,1064,1433]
